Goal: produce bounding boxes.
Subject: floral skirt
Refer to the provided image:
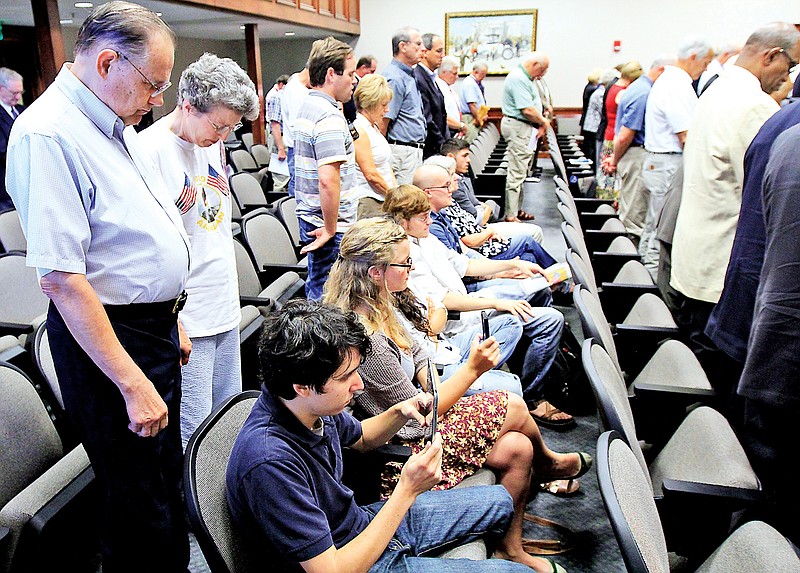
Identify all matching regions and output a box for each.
[595,139,621,202]
[380,389,509,498]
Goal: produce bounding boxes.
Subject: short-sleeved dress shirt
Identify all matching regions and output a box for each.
[643,66,696,153]
[459,74,486,114]
[615,75,653,146]
[382,59,427,143]
[6,64,190,304]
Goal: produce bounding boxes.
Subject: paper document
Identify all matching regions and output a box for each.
[269,153,289,176]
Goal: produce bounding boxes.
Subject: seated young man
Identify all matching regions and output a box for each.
[382,184,575,430]
[226,300,533,573]
[440,138,544,242]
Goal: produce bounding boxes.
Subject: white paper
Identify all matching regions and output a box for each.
[527,130,539,151]
[268,153,289,176]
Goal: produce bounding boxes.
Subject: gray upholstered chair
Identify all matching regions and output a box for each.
[561,222,641,284]
[596,430,795,573]
[273,196,300,251]
[230,149,268,184]
[567,249,677,331]
[239,209,307,287]
[240,132,254,153]
[0,210,26,253]
[229,172,270,213]
[573,285,711,399]
[233,239,303,312]
[0,361,97,573]
[249,144,270,168]
[0,252,49,348]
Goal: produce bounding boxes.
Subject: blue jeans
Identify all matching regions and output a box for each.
[441,314,524,396]
[298,218,342,301]
[364,485,529,572]
[491,234,558,268]
[286,147,295,197]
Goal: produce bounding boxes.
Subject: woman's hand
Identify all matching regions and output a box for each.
[466,335,500,377]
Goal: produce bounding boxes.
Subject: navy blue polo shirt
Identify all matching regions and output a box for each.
[226,390,367,569]
[430,210,463,253]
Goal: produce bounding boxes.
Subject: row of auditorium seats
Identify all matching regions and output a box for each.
[540,133,799,572]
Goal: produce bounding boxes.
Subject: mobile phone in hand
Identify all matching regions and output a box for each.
[424,359,439,444]
[481,311,490,341]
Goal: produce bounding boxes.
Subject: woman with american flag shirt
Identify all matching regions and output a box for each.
[139,52,260,448]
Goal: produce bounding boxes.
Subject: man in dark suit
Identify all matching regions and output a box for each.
[0,67,25,211]
[414,33,449,159]
[343,55,377,124]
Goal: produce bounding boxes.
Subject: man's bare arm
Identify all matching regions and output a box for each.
[40,271,169,437]
[270,121,286,160]
[300,162,342,254]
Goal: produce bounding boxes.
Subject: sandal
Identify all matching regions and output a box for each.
[521,513,576,558]
[517,210,536,220]
[539,478,580,497]
[529,400,577,430]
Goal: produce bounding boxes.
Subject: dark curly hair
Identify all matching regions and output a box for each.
[258,300,371,400]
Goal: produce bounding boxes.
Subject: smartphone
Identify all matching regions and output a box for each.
[424,359,439,444]
[481,310,490,341]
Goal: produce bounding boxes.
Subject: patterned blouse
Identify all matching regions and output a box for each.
[442,203,510,258]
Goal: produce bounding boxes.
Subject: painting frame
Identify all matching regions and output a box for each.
[444,9,538,76]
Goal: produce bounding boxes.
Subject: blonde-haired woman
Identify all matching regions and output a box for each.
[324,217,589,573]
[353,74,397,219]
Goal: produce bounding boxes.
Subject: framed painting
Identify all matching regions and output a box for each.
[444,9,538,76]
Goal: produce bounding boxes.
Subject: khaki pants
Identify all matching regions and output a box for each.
[357,196,385,219]
[617,146,648,236]
[389,144,423,185]
[501,116,535,216]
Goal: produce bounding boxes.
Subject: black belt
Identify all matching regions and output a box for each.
[104,291,188,319]
[504,116,539,128]
[388,139,425,149]
[630,143,643,148]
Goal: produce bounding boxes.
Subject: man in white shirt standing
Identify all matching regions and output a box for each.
[638,37,714,278]
[696,43,740,95]
[281,67,311,196]
[670,22,800,363]
[0,67,25,211]
[435,56,468,138]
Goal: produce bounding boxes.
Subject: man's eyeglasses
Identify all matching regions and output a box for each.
[424,185,451,193]
[206,116,243,135]
[388,257,413,269]
[776,48,799,74]
[412,212,432,223]
[116,51,172,97]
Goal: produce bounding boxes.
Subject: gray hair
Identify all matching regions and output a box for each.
[676,37,714,60]
[650,54,676,69]
[177,53,259,121]
[421,33,441,50]
[472,61,489,73]
[439,56,459,75]
[392,26,419,56]
[423,154,456,174]
[522,51,548,68]
[75,1,175,60]
[743,22,800,53]
[0,67,23,88]
[600,69,619,85]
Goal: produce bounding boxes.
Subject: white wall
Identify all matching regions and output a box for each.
[356,0,800,108]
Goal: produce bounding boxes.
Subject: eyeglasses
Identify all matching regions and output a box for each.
[424,185,451,193]
[388,257,413,269]
[776,48,799,74]
[116,51,172,97]
[206,116,243,135]
[411,212,432,223]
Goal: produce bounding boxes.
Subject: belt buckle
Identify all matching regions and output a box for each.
[172,291,188,314]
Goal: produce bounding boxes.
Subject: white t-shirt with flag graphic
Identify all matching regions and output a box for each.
[139,117,240,338]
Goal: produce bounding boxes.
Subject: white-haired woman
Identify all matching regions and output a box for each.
[139,52,259,448]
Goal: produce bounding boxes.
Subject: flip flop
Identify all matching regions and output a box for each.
[529,400,577,430]
[517,210,536,220]
[539,478,580,497]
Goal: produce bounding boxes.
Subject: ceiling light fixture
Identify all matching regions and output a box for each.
[239,25,246,30]
[156,12,162,16]
[60,19,74,24]
[284,31,295,36]
[74,2,93,8]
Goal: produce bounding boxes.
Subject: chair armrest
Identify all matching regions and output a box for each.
[0,321,34,336]
[661,479,762,504]
[613,325,679,378]
[592,253,642,284]
[573,198,615,212]
[446,310,461,321]
[342,442,412,505]
[261,263,307,285]
[239,313,265,342]
[584,230,627,253]
[239,295,275,309]
[578,212,618,230]
[598,284,661,323]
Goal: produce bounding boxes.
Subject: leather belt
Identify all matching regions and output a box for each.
[388,139,425,149]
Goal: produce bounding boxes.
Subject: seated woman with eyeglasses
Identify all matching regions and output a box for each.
[139,53,257,449]
[324,217,589,573]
